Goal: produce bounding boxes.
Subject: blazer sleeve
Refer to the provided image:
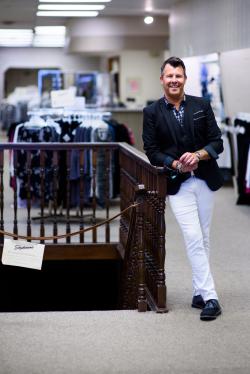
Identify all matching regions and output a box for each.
[202,100,224,159]
[142,106,174,167]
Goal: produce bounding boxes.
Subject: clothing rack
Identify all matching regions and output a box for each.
[220,123,245,135]
[232,113,250,205]
[13,108,115,222]
[27,108,111,120]
[235,112,250,122]
[9,109,134,215]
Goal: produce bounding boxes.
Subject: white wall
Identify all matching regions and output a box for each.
[220,48,250,118]
[181,49,250,119]
[170,0,250,57]
[182,56,201,97]
[0,47,100,101]
[119,50,165,106]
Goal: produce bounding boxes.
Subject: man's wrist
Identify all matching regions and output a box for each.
[194,151,202,162]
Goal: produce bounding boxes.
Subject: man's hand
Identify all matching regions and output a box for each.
[180,163,198,173]
[179,152,199,166]
[172,158,198,173]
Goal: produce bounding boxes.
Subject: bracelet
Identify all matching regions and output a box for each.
[195,151,202,162]
[176,161,183,173]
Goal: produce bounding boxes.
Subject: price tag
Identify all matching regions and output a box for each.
[2,239,45,270]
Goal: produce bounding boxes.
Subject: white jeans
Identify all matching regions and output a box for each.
[168,176,218,301]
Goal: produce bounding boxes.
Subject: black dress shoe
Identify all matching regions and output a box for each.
[192,295,205,309]
[200,299,222,321]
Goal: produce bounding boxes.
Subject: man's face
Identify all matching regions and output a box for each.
[160,64,186,100]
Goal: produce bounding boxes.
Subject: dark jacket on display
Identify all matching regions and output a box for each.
[142,95,224,195]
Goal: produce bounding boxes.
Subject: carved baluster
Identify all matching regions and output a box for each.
[136,186,147,312]
[13,150,18,240]
[79,149,84,243]
[26,151,32,241]
[153,194,159,261]
[121,202,137,309]
[92,148,97,243]
[156,194,167,310]
[52,151,58,244]
[0,150,4,244]
[105,148,111,243]
[66,150,71,243]
[40,150,45,244]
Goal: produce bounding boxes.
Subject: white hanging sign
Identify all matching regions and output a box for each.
[51,88,75,108]
[1,239,45,270]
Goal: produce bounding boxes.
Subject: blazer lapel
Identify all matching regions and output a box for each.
[159,98,178,145]
[183,96,195,142]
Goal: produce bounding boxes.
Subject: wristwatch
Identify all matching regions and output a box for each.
[195,151,202,161]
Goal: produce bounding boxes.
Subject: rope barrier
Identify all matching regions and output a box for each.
[0,203,140,241]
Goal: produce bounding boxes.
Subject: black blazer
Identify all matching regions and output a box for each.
[142,95,224,195]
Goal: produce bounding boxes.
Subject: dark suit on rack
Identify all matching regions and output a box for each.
[142,95,224,195]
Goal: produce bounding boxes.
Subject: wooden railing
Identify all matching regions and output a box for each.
[119,143,168,312]
[0,142,168,312]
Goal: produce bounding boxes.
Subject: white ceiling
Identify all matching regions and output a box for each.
[0,0,182,28]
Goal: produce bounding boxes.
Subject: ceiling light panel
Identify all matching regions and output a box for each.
[0,29,33,37]
[39,0,111,2]
[33,35,65,47]
[0,29,33,47]
[35,26,66,35]
[0,40,32,47]
[34,26,66,47]
[38,4,105,11]
[37,11,99,17]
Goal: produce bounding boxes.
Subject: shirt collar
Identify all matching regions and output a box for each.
[164,94,186,108]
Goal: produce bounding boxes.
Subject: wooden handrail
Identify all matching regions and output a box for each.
[119,142,165,174]
[0,142,119,150]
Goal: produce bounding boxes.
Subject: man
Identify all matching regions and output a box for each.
[142,56,223,321]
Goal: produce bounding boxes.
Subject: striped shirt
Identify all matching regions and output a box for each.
[164,96,186,127]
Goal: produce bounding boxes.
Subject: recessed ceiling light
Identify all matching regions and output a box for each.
[144,16,154,25]
[37,11,99,17]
